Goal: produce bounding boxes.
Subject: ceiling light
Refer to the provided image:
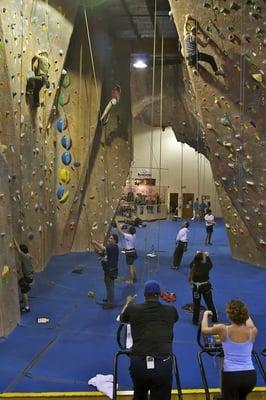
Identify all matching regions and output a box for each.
[133,60,147,69]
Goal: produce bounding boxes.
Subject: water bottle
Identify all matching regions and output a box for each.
[36,317,49,324]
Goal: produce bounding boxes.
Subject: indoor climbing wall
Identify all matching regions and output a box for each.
[0,1,133,336]
[0,155,20,335]
[168,0,265,266]
[0,0,79,335]
[52,10,133,253]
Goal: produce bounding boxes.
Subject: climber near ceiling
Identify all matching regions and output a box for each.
[183,15,225,77]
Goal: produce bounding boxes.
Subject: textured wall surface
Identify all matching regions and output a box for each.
[0,2,132,336]
[133,0,265,266]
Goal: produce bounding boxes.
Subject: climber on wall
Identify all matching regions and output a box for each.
[183,15,225,77]
[100,84,121,125]
[26,50,50,108]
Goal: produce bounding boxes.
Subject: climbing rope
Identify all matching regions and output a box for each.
[149,0,157,172]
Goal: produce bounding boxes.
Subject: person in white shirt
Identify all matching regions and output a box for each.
[204,209,215,245]
[172,221,189,269]
[116,220,137,284]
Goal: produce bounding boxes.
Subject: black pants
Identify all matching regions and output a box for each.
[192,282,217,323]
[26,75,49,107]
[187,52,218,72]
[173,241,186,267]
[130,355,173,400]
[222,370,256,400]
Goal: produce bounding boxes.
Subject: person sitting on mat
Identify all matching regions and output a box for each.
[14,239,34,313]
[172,221,189,269]
[92,233,119,309]
[116,219,137,284]
[201,300,257,400]
[188,251,217,325]
[120,280,179,400]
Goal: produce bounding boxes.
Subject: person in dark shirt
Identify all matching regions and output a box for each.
[92,234,119,309]
[189,251,217,325]
[120,280,178,400]
[14,239,34,313]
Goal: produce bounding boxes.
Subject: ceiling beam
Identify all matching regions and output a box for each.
[144,0,161,38]
[120,0,141,39]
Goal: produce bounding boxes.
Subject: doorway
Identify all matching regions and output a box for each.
[182,193,193,219]
[169,193,178,214]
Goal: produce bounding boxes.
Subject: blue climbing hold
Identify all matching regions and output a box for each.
[61,135,72,150]
[57,118,64,132]
[61,151,72,165]
[56,186,65,200]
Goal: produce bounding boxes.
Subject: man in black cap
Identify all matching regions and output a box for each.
[120,280,178,400]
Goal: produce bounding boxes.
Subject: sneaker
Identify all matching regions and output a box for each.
[21,307,30,313]
[215,68,225,77]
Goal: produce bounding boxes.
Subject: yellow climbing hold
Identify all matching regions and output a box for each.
[60,168,71,184]
[252,73,263,83]
[59,191,69,203]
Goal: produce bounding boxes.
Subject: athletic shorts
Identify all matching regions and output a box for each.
[19,276,33,294]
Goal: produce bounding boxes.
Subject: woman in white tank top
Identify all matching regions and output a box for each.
[201,300,257,400]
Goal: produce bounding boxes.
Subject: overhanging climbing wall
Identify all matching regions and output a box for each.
[167,0,265,266]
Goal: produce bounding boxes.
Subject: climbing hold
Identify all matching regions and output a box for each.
[88,290,95,298]
[61,135,72,150]
[73,161,80,168]
[28,232,34,241]
[89,195,95,199]
[59,191,69,204]
[59,168,71,184]
[56,117,68,132]
[206,123,213,130]
[220,115,231,127]
[92,222,98,230]
[56,186,65,200]
[252,73,263,83]
[1,265,10,285]
[230,2,240,11]
[228,163,235,169]
[221,177,227,181]
[59,49,63,56]
[61,151,72,165]
[246,180,255,186]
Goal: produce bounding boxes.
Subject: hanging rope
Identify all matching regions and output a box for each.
[149,0,157,172]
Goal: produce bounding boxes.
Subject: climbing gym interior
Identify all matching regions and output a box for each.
[0,0,265,399]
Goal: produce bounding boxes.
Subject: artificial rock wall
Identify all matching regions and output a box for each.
[132,0,265,266]
[0,2,132,336]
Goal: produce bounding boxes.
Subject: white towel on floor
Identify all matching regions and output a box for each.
[88,374,114,399]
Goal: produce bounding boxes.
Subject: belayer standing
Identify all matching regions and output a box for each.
[120,280,179,400]
[116,220,137,284]
[92,233,119,309]
[189,251,217,325]
[172,221,189,269]
[202,300,257,400]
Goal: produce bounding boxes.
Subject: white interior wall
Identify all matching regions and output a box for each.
[132,120,222,217]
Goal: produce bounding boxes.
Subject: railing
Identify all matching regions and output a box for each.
[117,202,168,221]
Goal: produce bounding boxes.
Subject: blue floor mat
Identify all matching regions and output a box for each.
[0,219,265,392]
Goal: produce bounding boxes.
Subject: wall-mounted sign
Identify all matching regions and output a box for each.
[137,168,152,178]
